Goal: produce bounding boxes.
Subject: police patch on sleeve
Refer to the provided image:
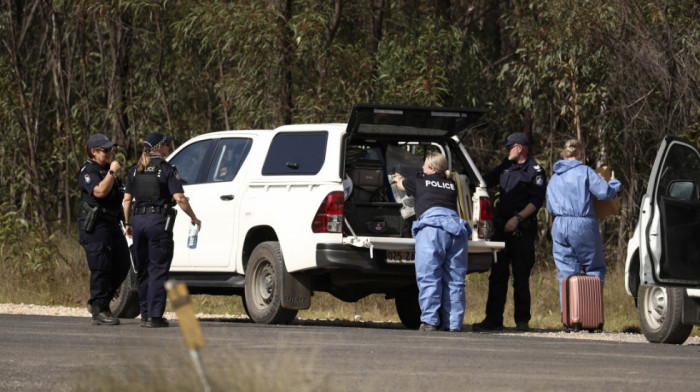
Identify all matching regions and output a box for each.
[173,167,180,180]
[535,175,544,186]
[533,165,542,172]
[84,174,91,184]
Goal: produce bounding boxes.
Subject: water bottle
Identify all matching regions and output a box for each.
[187,223,198,249]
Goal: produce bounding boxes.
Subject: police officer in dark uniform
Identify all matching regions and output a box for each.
[78,133,130,325]
[123,132,201,328]
[473,132,546,332]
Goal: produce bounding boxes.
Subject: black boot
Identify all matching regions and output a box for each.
[91,300,120,326]
[144,317,169,328]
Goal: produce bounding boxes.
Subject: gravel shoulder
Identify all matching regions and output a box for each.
[2,302,698,345]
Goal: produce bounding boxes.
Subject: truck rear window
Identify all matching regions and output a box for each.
[262,132,328,175]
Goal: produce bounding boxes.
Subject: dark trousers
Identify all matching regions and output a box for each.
[78,220,130,306]
[484,228,536,325]
[132,213,174,319]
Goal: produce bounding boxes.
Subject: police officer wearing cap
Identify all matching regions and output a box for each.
[78,133,130,325]
[473,132,546,332]
[123,132,201,328]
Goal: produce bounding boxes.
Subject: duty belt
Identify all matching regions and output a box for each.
[134,206,164,215]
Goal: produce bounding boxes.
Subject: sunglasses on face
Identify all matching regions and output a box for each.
[506,144,519,151]
[96,147,113,153]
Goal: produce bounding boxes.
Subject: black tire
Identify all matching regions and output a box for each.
[110,266,140,318]
[241,294,251,319]
[637,285,693,344]
[244,242,298,324]
[395,288,421,330]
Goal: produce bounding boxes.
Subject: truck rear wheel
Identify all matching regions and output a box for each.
[395,288,421,329]
[244,242,298,324]
[637,285,692,344]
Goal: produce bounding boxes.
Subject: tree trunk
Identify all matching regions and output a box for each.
[367,0,385,79]
[6,0,48,224]
[268,0,293,125]
[105,11,132,146]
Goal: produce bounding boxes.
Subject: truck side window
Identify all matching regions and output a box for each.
[169,139,216,185]
[262,132,328,175]
[206,138,252,182]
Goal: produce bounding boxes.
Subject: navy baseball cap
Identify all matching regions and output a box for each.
[144,132,174,149]
[87,133,116,149]
[500,132,530,147]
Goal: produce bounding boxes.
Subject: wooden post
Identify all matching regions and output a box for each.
[165,280,211,392]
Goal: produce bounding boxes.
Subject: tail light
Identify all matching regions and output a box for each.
[477,196,494,239]
[312,191,345,233]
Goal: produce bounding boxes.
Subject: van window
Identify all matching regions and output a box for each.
[262,132,327,175]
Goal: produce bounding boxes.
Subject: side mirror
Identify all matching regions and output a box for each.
[668,180,696,200]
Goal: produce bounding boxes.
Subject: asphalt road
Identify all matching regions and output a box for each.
[1,314,699,391]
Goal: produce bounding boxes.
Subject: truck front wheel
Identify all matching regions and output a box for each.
[637,285,692,344]
[110,265,140,318]
[244,242,298,324]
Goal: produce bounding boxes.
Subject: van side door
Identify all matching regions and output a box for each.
[169,137,253,269]
[643,137,700,286]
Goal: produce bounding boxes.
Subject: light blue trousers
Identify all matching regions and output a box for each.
[552,216,606,310]
[414,226,469,330]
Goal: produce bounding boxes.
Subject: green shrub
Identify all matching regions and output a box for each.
[0,203,66,275]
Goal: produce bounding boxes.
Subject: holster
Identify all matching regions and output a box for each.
[163,206,177,233]
[80,203,99,233]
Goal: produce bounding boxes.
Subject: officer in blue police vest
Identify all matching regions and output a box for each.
[122,132,201,328]
[393,152,471,332]
[473,132,546,332]
[78,133,130,325]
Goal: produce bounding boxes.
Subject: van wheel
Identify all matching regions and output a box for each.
[244,242,298,324]
[110,266,140,318]
[637,285,692,344]
[395,288,421,329]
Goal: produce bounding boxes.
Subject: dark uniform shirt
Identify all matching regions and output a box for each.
[125,156,184,208]
[79,160,123,212]
[402,173,458,218]
[484,156,546,219]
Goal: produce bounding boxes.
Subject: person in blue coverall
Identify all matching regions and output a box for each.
[123,132,201,328]
[546,139,620,310]
[393,152,471,332]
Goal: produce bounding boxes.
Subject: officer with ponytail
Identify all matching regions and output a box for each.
[393,152,471,332]
[123,132,201,328]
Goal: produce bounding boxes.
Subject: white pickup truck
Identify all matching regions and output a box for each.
[625,136,700,343]
[111,104,505,328]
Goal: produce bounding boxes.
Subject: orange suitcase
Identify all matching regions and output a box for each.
[562,274,604,333]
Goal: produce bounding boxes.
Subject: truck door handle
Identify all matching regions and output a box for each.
[220,194,234,201]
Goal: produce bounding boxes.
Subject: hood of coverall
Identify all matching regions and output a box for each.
[553,159,583,175]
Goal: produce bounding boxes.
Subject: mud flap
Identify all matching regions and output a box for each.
[681,292,700,325]
[282,265,311,310]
